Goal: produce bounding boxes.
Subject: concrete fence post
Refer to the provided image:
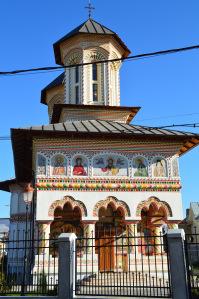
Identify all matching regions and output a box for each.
[167,229,189,299]
[58,233,77,299]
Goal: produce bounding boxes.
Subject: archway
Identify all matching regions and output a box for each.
[50,201,83,239]
[138,199,169,255]
[95,200,127,272]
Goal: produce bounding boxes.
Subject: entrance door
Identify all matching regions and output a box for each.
[99,236,115,272]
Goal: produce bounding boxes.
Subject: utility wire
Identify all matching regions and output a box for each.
[0,44,199,76]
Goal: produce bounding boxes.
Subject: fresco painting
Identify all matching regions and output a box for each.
[133,157,148,177]
[172,158,179,177]
[72,156,88,176]
[93,155,128,176]
[52,155,67,175]
[37,154,46,175]
[153,158,167,177]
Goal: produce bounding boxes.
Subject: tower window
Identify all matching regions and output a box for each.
[92,63,98,81]
[75,85,79,104]
[93,83,98,102]
[75,66,79,83]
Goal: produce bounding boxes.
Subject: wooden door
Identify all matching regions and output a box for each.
[99,236,115,272]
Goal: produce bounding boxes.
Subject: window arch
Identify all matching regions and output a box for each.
[64,50,83,104]
[51,154,67,176]
[152,157,168,177]
[84,48,108,104]
[37,154,46,176]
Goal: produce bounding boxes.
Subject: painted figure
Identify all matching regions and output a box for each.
[52,155,66,175]
[101,158,119,176]
[73,157,87,176]
[134,158,148,177]
[172,158,179,177]
[37,154,46,175]
[153,159,166,177]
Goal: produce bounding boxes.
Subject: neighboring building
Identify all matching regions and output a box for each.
[0,18,199,272]
[180,202,199,235]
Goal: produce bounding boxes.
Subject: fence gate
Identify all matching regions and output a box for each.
[185,233,199,299]
[75,232,171,298]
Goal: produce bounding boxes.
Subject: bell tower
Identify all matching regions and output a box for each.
[41,18,133,123]
[53,18,130,107]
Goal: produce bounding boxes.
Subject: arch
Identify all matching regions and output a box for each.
[48,94,64,118]
[93,196,130,217]
[64,48,83,65]
[136,197,172,218]
[84,47,109,62]
[48,196,87,217]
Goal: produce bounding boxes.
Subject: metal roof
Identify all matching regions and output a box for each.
[53,19,130,65]
[20,119,198,137]
[41,72,64,104]
[190,202,199,219]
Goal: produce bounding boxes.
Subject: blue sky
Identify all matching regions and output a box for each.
[0,0,199,218]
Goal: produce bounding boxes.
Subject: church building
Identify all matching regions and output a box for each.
[1,17,199,270]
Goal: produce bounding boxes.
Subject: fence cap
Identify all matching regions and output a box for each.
[167,229,185,240]
[58,232,77,241]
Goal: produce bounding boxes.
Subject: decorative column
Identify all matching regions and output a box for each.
[154,226,162,255]
[83,221,96,253]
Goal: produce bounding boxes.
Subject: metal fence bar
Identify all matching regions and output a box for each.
[0,231,58,296]
[75,230,171,298]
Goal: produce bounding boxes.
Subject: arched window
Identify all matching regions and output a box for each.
[37,154,46,176]
[51,154,67,176]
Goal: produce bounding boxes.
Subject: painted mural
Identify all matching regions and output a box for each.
[133,157,148,177]
[172,158,179,177]
[93,155,128,176]
[37,154,46,175]
[51,155,67,175]
[152,158,167,177]
[72,156,88,176]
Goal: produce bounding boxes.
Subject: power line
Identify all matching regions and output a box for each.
[0,44,199,76]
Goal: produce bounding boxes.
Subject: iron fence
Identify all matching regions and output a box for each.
[185,232,199,299]
[75,229,171,298]
[0,231,58,296]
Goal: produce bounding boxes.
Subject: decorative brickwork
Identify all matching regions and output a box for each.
[36,177,181,192]
[48,195,87,217]
[136,197,173,217]
[93,196,131,217]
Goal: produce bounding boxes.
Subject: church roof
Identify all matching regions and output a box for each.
[18,120,199,138]
[41,72,64,104]
[53,18,130,65]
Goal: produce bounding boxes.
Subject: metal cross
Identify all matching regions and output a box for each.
[85,0,95,19]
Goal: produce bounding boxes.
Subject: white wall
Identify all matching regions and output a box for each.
[36,190,183,221]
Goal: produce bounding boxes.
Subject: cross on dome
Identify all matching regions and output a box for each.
[85,0,95,19]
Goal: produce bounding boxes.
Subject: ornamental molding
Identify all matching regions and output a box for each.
[136,196,173,217]
[48,195,87,217]
[36,177,181,192]
[93,196,131,217]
